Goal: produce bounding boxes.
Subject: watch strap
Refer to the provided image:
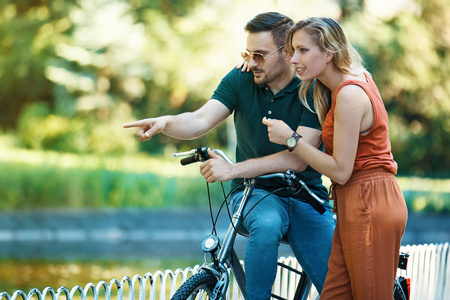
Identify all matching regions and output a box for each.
[287,132,302,152]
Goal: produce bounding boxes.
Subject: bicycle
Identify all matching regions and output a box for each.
[394,252,411,300]
[169,147,410,300]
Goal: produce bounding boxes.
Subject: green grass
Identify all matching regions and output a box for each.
[0,145,449,213]
[0,145,229,210]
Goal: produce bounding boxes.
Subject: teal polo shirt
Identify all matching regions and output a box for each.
[211,67,328,201]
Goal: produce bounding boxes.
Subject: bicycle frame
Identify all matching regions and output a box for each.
[196,176,312,300]
[173,147,315,300]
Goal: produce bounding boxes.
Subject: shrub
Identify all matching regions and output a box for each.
[16,102,138,155]
[0,161,227,210]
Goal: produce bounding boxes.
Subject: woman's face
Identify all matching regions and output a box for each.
[289,29,329,81]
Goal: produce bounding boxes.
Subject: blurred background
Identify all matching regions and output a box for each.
[0,0,449,295]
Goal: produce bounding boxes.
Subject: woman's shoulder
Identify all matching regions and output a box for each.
[335,80,372,114]
[337,71,370,95]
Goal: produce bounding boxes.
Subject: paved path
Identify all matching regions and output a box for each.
[0,209,448,260]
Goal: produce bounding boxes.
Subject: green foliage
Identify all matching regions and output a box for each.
[342,2,450,176]
[0,0,77,127]
[17,102,138,154]
[403,191,450,214]
[0,159,448,213]
[397,176,450,213]
[0,147,448,213]
[130,0,203,20]
[1,0,234,155]
[0,161,228,210]
[0,0,449,175]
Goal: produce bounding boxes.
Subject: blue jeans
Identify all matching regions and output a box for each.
[231,188,336,300]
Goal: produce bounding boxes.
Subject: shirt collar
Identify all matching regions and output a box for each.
[257,75,301,98]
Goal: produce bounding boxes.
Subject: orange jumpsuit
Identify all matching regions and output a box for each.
[320,73,408,299]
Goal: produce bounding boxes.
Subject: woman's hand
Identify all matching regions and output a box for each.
[236,60,251,72]
[262,117,293,146]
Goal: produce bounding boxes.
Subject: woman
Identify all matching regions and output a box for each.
[262,17,408,299]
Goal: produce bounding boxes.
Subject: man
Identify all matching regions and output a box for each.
[124,12,335,299]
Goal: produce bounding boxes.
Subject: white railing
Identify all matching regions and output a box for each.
[0,243,448,300]
[399,243,450,300]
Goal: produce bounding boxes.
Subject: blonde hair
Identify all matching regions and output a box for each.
[286,17,365,125]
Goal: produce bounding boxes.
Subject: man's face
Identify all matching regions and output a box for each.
[245,31,286,86]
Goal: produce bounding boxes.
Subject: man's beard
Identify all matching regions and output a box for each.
[252,56,285,86]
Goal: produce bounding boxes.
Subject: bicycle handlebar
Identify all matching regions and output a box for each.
[180,154,202,166]
[173,147,326,214]
[260,170,327,214]
[174,147,234,165]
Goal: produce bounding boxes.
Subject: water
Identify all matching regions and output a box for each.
[0,258,198,296]
[0,208,239,295]
[1,209,448,295]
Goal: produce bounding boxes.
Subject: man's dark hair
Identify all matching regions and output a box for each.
[244,12,294,47]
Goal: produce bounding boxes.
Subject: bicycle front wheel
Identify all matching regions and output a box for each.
[171,271,219,300]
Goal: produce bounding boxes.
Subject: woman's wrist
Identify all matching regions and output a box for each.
[287,132,302,152]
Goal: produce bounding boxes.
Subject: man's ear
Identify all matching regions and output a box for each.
[283,48,292,61]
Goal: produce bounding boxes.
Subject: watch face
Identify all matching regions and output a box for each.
[287,136,296,148]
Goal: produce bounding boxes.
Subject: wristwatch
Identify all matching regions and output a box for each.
[286,132,302,152]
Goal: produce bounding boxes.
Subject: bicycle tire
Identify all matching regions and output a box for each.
[171,271,218,300]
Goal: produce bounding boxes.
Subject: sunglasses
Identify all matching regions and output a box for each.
[241,45,285,64]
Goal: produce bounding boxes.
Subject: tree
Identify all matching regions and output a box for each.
[1,0,232,154]
[1,0,448,175]
[343,0,450,176]
[0,0,77,128]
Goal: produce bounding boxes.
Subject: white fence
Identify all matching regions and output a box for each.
[400,243,450,300]
[0,243,448,300]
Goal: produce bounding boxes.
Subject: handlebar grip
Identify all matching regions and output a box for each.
[304,194,326,215]
[294,178,326,215]
[180,154,200,166]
